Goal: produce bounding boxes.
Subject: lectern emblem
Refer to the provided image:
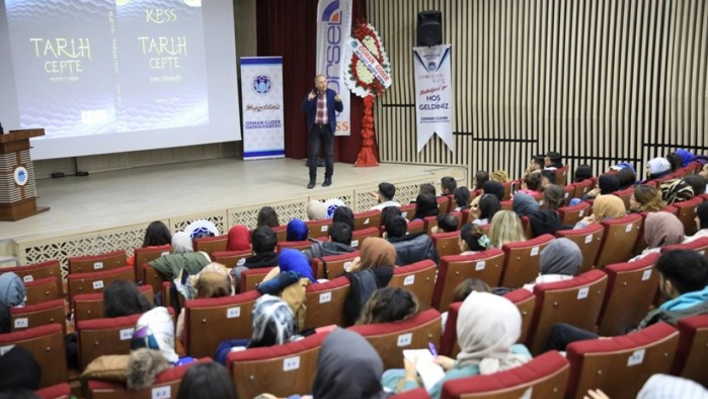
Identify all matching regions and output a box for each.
[14,166,28,186]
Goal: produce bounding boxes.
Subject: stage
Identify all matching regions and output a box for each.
[0,158,466,270]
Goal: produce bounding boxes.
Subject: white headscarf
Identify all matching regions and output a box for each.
[455,292,530,373]
[171,232,193,254]
[647,158,671,175]
[131,307,178,363]
[637,374,708,399]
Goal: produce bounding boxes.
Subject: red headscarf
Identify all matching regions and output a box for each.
[227,225,251,251]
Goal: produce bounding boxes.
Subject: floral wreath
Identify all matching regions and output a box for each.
[345,21,392,98]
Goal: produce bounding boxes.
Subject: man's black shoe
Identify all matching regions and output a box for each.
[322,178,332,187]
[307,180,316,189]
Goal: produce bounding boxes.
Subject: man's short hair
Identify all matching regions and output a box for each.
[381,206,403,227]
[332,206,355,230]
[328,222,353,246]
[385,216,408,239]
[436,213,459,233]
[251,226,277,254]
[683,175,706,197]
[546,151,562,163]
[541,169,556,184]
[378,182,396,201]
[474,171,489,190]
[656,250,708,295]
[441,177,457,194]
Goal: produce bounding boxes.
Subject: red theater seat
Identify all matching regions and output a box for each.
[500,234,554,289]
[240,267,274,293]
[351,227,379,249]
[432,249,505,311]
[306,218,333,239]
[24,276,62,305]
[303,276,350,329]
[68,250,126,275]
[311,251,358,280]
[4,260,63,294]
[661,236,708,261]
[277,240,313,253]
[67,266,135,307]
[354,209,381,230]
[595,213,643,267]
[672,314,708,387]
[133,245,172,283]
[558,202,592,227]
[389,260,437,310]
[35,383,72,399]
[0,324,67,387]
[673,196,704,236]
[431,231,462,258]
[193,234,228,257]
[74,285,153,324]
[211,249,252,268]
[11,299,66,335]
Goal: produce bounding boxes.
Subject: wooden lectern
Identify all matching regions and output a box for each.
[0,129,49,221]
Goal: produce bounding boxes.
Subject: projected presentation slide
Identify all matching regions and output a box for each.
[0,0,240,160]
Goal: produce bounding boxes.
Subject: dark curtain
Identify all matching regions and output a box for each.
[256,0,377,164]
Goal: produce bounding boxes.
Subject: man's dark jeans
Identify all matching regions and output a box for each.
[309,124,333,180]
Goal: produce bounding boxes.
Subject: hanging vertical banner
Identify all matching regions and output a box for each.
[413,45,454,152]
[316,0,352,136]
[240,56,285,160]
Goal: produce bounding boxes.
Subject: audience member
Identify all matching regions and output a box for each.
[545,151,563,169]
[356,287,419,325]
[523,238,582,291]
[431,213,459,234]
[540,169,556,189]
[184,219,219,239]
[573,195,626,230]
[226,225,250,251]
[630,212,684,261]
[286,219,309,241]
[103,280,153,318]
[489,211,525,248]
[452,186,470,211]
[513,192,561,237]
[573,164,593,183]
[512,192,539,218]
[645,157,671,181]
[148,232,211,281]
[684,202,708,243]
[675,149,696,167]
[380,205,403,227]
[518,173,542,195]
[490,169,509,183]
[584,174,621,200]
[176,263,232,343]
[383,292,531,398]
[541,184,565,211]
[474,170,489,190]
[0,272,26,308]
[331,206,355,231]
[304,222,355,261]
[171,231,195,254]
[660,178,695,205]
[482,181,505,201]
[130,306,182,365]
[371,182,401,211]
[412,193,438,220]
[237,226,279,269]
[0,347,41,392]
[683,174,706,199]
[459,223,490,255]
[472,194,501,225]
[453,278,492,302]
[176,363,236,399]
[548,250,708,350]
[257,206,280,228]
[615,167,637,190]
[629,185,667,213]
[666,152,683,172]
[636,374,708,399]
[385,216,438,265]
[418,183,436,197]
[441,176,457,196]
[525,155,546,175]
[306,200,328,221]
[127,221,173,267]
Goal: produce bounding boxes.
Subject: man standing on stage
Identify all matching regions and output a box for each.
[302,74,343,189]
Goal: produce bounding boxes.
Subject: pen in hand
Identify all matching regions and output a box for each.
[428,342,438,358]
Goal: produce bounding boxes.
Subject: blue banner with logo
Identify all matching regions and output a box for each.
[240,56,285,160]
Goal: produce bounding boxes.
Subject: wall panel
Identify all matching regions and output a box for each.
[367,0,707,182]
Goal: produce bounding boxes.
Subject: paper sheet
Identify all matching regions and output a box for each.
[402,349,446,391]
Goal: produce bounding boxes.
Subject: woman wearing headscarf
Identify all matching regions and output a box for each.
[573,195,627,230]
[511,192,539,218]
[630,212,685,262]
[644,157,672,181]
[214,295,301,365]
[226,225,250,251]
[286,219,309,241]
[306,200,328,221]
[343,237,396,325]
[147,232,211,281]
[0,272,26,308]
[582,174,621,200]
[684,202,708,243]
[383,292,532,398]
[523,238,583,291]
[675,149,696,168]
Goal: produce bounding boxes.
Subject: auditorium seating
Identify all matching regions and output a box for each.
[349,308,442,370]
[35,383,72,399]
[554,166,569,185]
[193,234,228,257]
[4,260,63,294]
[351,227,379,249]
[312,252,358,280]
[133,245,171,282]
[272,225,287,242]
[11,299,66,334]
[557,202,591,228]
[432,249,505,311]
[306,218,333,239]
[353,209,381,230]
[68,250,126,275]
[302,276,350,329]
[437,195,451,214]
[555,224,605,275]
[673,196,703,236]
[500,234,554,289]
[227,331,327,399]
[389,260,437,310]
[67,266,135,307]
[565,323,679,399]
[597,253,660,336]
[184,290,260,358]
[0,324,68,388]
[563,184,575,206]
[572,179,594,200]
[424,212,462,235]
[276,240,313,252]
[24,276,62,305]
[672,314,708,387]
[73,285,154,324]
[211,249,252,268]
[85,358,210,399]
[431,231,462,258]
[440,350,569,399]
[527,270,608,354]
[595,213,643,268]
[504,289,536,345]
[406,219,426,235]
[142,263,166,297]
[613,187,634,210]
[240,267,274,293]
[439,301,462,358]
[661,236,708,260]
[400,203,417,221]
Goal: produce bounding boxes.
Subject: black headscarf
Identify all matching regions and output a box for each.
[0,346,41,391]
[482,181,505,201]
[598,175,621,195]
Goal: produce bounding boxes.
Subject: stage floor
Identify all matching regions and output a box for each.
[1,158,466,267]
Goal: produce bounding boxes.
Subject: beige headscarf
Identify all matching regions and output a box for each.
[455,292,530,373]
[592,195,627,221]
[307,200,328,221]
[359,238,397,269]
[644,212,685,249]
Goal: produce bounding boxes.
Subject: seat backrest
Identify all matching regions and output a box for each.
[389,260,437,310]
[502,181,514,201]
[500,200,513,211]
[432,249,505,311]
[240,267,274,292]
[133,245,172,283]
[673,314,708,387]
[227,332,327,399]
[557,202,591,227]
[662,236,708,261]
[68,250,126,275]
[277,240,313,252]
[440,351,569,399]
[354,209,382,230]
[67,266,136,306]
[303,276,351,329]
[613,187,634,210]
[407,219,426,235]
[423,215,439,235]
[0,324,67,387]
[142,263,166,296]
[598,253,661,336]
[437,195,452,213]
[11,299,66,335]
[595,213,643,267]
[432,231,462,258]
[35,383,72,399]
[555,223,605,275]
[272,225,287,242]
[527,269,608,355]
[672,196,703,236]
[572,179,594,200]
[211,249,252,268]
[400,203,417,221]
[554,166,569,186]
[306,218,333,239]
[500,234,554,289]
[3,260,63,295]
[184,290,260,358]
[389,388,431,399]
[562,184,575,206]
[440,302,462,358]
[24,276,62,305]
[312,252,359,280]
[348,308,442,370]
[193,234,228,257]
[77,312,155,370]
[503,289,536,345]
[351,227,379,249]
[86,358,210,399]
[74,285,154,324]
[565,322,679,399]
